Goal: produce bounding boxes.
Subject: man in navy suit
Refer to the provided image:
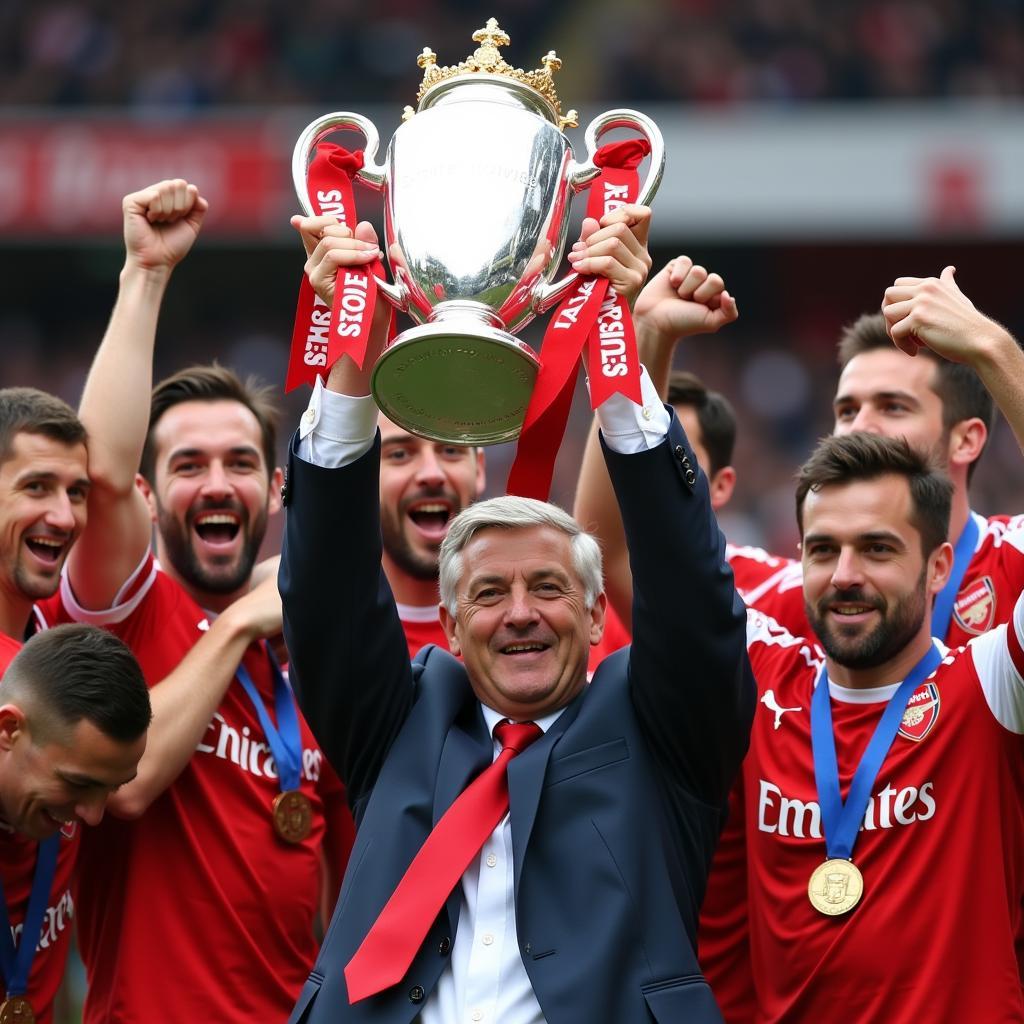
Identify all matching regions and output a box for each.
[280,206,754,1023]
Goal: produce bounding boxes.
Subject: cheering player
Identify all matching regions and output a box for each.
[0,625,150,1024]
[0,390,94,1023]
[43,180,353,1023]
[742,270,1024,1021]
[745,284,1023,644]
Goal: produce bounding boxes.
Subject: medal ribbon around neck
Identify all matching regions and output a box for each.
[930,513,980,641]
[811,642,943,862]
[234,646,303,795]
[0,835,59,998]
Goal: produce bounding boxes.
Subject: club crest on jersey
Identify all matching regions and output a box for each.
[898,682,940,742]
[953,575,996,635]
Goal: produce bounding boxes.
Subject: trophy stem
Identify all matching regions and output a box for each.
[427,301,504,330]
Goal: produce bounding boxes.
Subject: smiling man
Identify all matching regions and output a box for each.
[43,180,353,1023]
[0,389,89,643]
[743,283,1023,650]
[0,388,95,1023]
[280,206,755,1023]
[737,272,1024,1022]
[0,623,149,1023]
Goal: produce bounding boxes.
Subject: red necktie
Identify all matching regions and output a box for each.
[344,719,543,1003]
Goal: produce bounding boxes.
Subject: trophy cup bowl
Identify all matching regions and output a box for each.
[292,22,664,445]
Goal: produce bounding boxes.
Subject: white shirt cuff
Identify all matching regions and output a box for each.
[593,366,670,453]
[296,376,379,468]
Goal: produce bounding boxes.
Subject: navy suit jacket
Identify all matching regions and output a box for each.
[279,410,754,1024]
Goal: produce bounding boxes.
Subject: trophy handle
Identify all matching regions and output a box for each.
[291,111,408,310]
[532,108,665,314]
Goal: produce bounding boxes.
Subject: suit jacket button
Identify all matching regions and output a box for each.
[674,444,685,460]
[409,986,425,1003]
[685,468,697,485]
[438,936,451,955]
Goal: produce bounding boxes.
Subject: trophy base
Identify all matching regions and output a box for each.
[371,322,539,446]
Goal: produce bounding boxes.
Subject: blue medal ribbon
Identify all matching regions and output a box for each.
[234,646,303,793]
[930,513,980,642]
[0,835,59,997]
[811,643,943,861]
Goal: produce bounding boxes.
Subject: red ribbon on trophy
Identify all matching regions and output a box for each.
[506,138,651,500]
[285,144,392,392]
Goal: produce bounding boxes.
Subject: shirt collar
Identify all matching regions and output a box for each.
[480,702,563,740]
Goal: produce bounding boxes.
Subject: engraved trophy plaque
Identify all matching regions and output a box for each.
[293,18,664,445]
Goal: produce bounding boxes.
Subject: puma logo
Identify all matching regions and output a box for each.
[761,689,802,730]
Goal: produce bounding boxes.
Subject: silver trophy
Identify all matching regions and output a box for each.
[293,18,664,445]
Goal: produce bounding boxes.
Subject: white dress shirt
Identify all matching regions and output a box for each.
[296,370,670,1022]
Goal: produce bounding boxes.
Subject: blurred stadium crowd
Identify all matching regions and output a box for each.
[2,0,1023,108]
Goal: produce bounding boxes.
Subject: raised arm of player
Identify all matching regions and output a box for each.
[574,255,738,629]
[68,180,208,609]
[106,571,282,818]
[882,267,1024,451]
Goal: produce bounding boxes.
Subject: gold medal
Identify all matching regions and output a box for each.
[0,996,35,1024]
[808,858,864,916]
[272,790,313,844]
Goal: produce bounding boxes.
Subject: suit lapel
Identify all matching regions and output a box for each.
[435,700,491,930]
[508,690,585,899]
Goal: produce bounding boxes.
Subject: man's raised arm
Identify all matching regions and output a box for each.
[574,255,738,629]
[882,266,1024,452]
[597,371,754,807]
[68,180,207,608]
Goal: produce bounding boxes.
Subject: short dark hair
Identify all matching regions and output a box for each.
[667,371,737,475]
[0,388,87,467]
[140,364,279,482]
[837,312,995,482]
[1,624,151,744]
[796,432,953,558]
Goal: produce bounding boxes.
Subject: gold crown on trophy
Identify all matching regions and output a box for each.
[408,18,579,131]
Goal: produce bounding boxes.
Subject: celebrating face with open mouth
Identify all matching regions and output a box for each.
[0,432,89,605]
[145,399,282,610]
[378,416,485,584]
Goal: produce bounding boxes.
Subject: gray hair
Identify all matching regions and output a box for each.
[438,495,603,614]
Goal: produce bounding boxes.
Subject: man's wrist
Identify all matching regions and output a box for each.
[119,261,174,294]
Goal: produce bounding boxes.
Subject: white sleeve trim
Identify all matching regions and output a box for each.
[971,592,1024,734]
[296,377,378,468]
[59,550,157,627]
[593,366,670,454]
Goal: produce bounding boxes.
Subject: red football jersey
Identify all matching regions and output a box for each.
[946,513,1024,647]
[695,545,797,1023]
[0,635,78,1024]
[38,555,352,1023]
[397,602,450,662]
[726,544,798,606]
[702,515,1024,1021]
[742,605,1024,1022]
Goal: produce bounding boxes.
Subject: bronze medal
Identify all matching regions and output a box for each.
[808,858,864,916]
[0,996,35,1024]
[272,790,313,844]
